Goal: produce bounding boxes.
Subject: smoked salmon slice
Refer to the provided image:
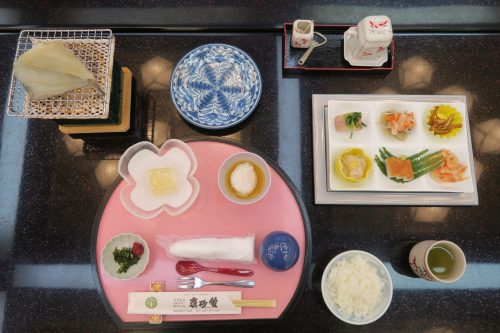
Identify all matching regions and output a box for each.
[385,156,414,181]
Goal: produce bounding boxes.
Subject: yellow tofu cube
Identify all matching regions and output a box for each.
[148,168,177,196]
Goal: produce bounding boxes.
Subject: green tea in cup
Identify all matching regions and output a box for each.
[409,240,466,283]
[427,246,455,279]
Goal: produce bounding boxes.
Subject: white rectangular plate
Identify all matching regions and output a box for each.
[313,94,478,205]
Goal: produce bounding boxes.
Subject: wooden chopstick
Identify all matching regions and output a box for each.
[231,300,276,308]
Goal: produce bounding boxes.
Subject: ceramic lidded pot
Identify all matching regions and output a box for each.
[344,15,393,66]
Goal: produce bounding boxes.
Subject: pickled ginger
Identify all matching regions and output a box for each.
[13,41,100,99]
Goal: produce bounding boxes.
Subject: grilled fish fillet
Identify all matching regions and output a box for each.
[13,41,98,99]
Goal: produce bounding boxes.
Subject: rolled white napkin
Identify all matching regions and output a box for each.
[156,235,255,263]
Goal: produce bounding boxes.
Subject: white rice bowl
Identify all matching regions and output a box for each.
[321,250,393,325]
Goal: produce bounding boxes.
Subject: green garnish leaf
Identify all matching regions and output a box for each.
[407,149,429,161]
[382,147,395,158]
[113,246,141,273]
[374,155,387,175]
[344,112,363,129]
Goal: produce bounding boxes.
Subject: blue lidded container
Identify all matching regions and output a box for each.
[260,231,299,271]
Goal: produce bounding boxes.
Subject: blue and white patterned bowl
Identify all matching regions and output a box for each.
[170,44,262,129]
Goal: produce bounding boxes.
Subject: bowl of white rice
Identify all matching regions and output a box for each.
[321,250,393,325]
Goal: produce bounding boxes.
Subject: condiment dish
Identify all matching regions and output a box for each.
[101,233,150,280]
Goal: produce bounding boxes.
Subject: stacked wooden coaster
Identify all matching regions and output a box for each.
[57,67,133,134]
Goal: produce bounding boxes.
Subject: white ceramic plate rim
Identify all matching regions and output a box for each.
[312,94,478,205]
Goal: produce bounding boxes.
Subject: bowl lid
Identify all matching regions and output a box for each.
[260,231,299,271]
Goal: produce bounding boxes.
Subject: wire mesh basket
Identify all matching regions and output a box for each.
[6,29,115,119]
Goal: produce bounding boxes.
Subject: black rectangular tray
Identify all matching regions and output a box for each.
[283,23,394,72]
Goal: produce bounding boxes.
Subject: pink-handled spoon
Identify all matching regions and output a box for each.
[175,261,254,277]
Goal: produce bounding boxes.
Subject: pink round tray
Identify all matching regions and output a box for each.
[92,139,310,327]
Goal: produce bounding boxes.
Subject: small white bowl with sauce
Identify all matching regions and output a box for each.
[218,152,271,205]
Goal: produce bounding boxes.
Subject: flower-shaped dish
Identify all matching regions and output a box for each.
[101,233,150,280]
[426,104,463,138]
[335,148,372,182]
[118,139,200,219]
